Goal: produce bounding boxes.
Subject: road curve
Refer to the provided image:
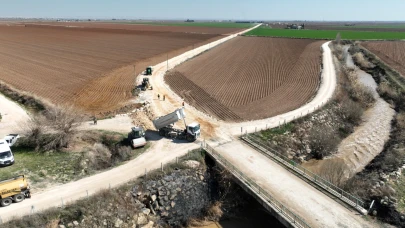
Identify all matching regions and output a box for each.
[0,24,260,222]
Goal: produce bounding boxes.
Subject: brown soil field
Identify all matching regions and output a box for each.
[166,37,323,121]
[0,25,223,114]
[362,41,405,77]
[20,22,243,35]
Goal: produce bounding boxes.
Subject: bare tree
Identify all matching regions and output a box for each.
[335,32,341,44]
[22,105,85,151]
[319,159,348,187]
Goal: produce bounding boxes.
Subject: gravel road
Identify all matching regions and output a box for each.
[0,93,30,138]
[0,26,374,227]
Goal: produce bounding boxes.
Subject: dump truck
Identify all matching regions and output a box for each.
[153,107,200,142]
[128,126,147,148]
[145,66,153,75]
[0,175,31,207]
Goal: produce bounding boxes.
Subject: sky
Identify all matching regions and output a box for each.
[0,0,404,21]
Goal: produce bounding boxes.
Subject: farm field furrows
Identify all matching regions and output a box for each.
[166,37,323,121]
[362,41,405,77]
[0,25,222,113]
[21,22,244,35]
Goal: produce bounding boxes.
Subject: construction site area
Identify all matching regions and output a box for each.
[1,17,405,228]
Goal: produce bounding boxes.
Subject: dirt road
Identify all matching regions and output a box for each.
[0,93,30,138]
[215,141,374,228]
[0,26,372,227]
[0,137,199,221]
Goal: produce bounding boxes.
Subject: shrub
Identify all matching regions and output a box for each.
[319,159,348,188]
[22,105,85,151]
[308,125,340,159]
[87,143,112,170]
[338,99,363,126]
[353,52,374,69]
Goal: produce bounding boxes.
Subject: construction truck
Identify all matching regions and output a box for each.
[153,107,200,142]
[128,126,147,148]
[141,78,150,91]
[0,175,31,207]
[145,66,153,75]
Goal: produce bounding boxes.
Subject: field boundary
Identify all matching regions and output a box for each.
[240,134,368,215]
[358,44,405,91]
[203,141,311,228]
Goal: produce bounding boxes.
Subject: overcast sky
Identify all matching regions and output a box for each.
[1,0,404,21]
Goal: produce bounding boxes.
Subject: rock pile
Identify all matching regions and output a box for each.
[131,165,209,227]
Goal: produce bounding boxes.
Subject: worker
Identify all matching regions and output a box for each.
[93,116,97,125]
[182,102,184,107]
[163,95,165,101]
[157,94,160,100]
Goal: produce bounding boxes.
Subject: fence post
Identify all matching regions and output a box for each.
[161,162,163,172]
[87,190,89,200]
[241,127,243,136]
[255,127,257,133]
[61,197,64,208]
[145,168,147,178]
[176,157,178,164]
[109,183,111,190]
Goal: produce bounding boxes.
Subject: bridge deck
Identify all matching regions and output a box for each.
[214,140,374,228]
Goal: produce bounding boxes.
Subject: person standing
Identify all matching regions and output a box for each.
[182,101,184,107]
[163,95,165,101]
[157,94,160,100]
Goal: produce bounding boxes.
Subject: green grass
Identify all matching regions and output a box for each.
[245,27,405,40]
[0,146,81,187]
[259,123,294,140]
[112,21,255,28]
[334,24,405,29]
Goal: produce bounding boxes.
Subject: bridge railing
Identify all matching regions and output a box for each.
[241,134,367,212]
[203,141,311,228]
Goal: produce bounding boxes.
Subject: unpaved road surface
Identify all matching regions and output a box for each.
[0,27,373,227]
[215,140,374,228]
[0,137,199,221]
[0,93,29,138]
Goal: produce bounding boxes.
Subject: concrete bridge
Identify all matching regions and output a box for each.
[203,139,373,228]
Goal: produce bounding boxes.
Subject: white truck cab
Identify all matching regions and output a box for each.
[0,139,15,167]
[187,122,201,139]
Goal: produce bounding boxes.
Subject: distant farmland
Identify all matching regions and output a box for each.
[116,21,256,28]
[166,37,323,121]
[245,27,405,40]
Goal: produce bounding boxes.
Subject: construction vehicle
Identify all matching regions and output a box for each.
[145,66,153,75]
[153,107,200,142]
[0,139,14,167]
[141,78,150,91]
[128,126,147,148]
[0,175,31,207]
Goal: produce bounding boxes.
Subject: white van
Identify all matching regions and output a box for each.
[0,139,14,167]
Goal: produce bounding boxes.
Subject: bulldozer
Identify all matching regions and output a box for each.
[141,78,151,91]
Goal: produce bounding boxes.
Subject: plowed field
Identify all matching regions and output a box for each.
[166,37,323,121]
[22,22,243,35]
[0,25,222,114]
[362,41,405,77]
